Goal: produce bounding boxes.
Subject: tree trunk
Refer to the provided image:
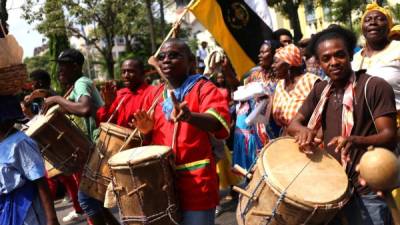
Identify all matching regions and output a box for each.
[49,33,70,92]
[348,0,353,31]
[0,0,7,36]
[104,47,114,79]
[124,34,133,53]
[158,0,166,37]
[145,0,157,53]
[287,1,303,43]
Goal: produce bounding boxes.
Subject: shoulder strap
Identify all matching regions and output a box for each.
[364,76,378,132]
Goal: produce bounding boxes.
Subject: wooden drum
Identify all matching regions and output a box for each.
[80,122,142,202]
[236,137,351,225]
[108,145,180,225]
[25,106,92,174]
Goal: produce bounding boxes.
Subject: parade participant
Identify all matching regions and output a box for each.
[233,40,280,171]
[97,59,152,126]
[196,41,208,74]
[21,69,84,223]
[133,38,230,225]
[21,70,56,119]
[288,25,397,225]
[352,2,400,112]
[273,28,293,47]
[353,2,400,210]
[0,95,59,225]
[44,49,118,225]
[271,44,320,133]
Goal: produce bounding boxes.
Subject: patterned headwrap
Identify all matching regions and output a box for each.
[274,44,302,67]
[361,2,394,29]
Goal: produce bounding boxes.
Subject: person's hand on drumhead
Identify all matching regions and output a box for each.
[294,127,322,154]
[133,110,154,135]
[170,91,192,123]
[328,136,354,166]
[101,81,117,107]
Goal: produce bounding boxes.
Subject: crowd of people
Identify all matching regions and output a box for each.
[1,2,400,225]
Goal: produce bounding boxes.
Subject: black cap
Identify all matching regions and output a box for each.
[56,49,85,66]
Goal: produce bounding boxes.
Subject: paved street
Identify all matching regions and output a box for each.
[55,197,238,225]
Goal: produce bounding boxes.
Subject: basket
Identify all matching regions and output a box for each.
[0,64,27,95]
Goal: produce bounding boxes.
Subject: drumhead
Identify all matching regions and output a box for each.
[108,145,171,167]
[24,105,59,136]
[261,137,349,205]
[100,123,133,137]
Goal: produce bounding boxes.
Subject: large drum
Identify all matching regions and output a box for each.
[25,106,93,174]
[108,145,180,225]
[80,122,142,202]
[236,137,351,225]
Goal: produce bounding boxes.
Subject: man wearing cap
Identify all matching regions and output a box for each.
[0,95,59,225]
[44,49,118,225]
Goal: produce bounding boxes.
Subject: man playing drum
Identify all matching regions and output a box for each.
[133,38,230,225]
[97,58,153,127]
[287,26,397,225]
[44,49,118,225]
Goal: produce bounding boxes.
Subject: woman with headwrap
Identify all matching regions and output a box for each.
[232,40,281,171]
[271,44,320,132]
[353,2,400,113]
[352,2,400,210]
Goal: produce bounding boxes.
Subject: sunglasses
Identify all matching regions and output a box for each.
[156,51,183,61]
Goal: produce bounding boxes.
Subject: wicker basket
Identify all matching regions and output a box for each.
[0,64,27,95]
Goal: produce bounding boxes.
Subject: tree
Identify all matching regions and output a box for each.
[23,0,125,79]
[319,0,366,31]
[0,0,7,36]
[24,52,52,75]
[267,0,303,42]
[145,0,157,53]
[40,0,70,92]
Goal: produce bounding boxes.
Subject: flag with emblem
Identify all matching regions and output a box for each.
[189,0,274,78]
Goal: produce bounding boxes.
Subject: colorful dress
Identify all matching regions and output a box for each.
[143,76,230,211]
[233,69,280,171]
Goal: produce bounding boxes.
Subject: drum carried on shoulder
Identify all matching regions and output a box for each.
[25,105,93,174]
[108,145,180,225]
[235,137,351,225]
[80,122,142,202]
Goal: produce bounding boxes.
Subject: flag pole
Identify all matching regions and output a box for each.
[147,0,197,82]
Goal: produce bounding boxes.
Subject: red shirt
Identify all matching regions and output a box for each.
[144,79,230,210]
[97,84,153,127]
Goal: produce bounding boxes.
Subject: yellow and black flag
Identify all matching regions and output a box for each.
[189,0,274,78]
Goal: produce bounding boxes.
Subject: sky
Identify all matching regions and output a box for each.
[7,0,44,58]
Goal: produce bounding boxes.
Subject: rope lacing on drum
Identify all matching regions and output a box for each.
[242,174,268,218]
[265,160,313,225]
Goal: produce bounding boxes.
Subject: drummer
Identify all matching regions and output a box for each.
[287,25,397,224]
[21,69,85,223]
[97,58,153,127]
[43,49,118,225]
[134,38,230,225]
[0,95,59,225]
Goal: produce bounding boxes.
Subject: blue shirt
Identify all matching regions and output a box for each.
[0,132,45,194]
